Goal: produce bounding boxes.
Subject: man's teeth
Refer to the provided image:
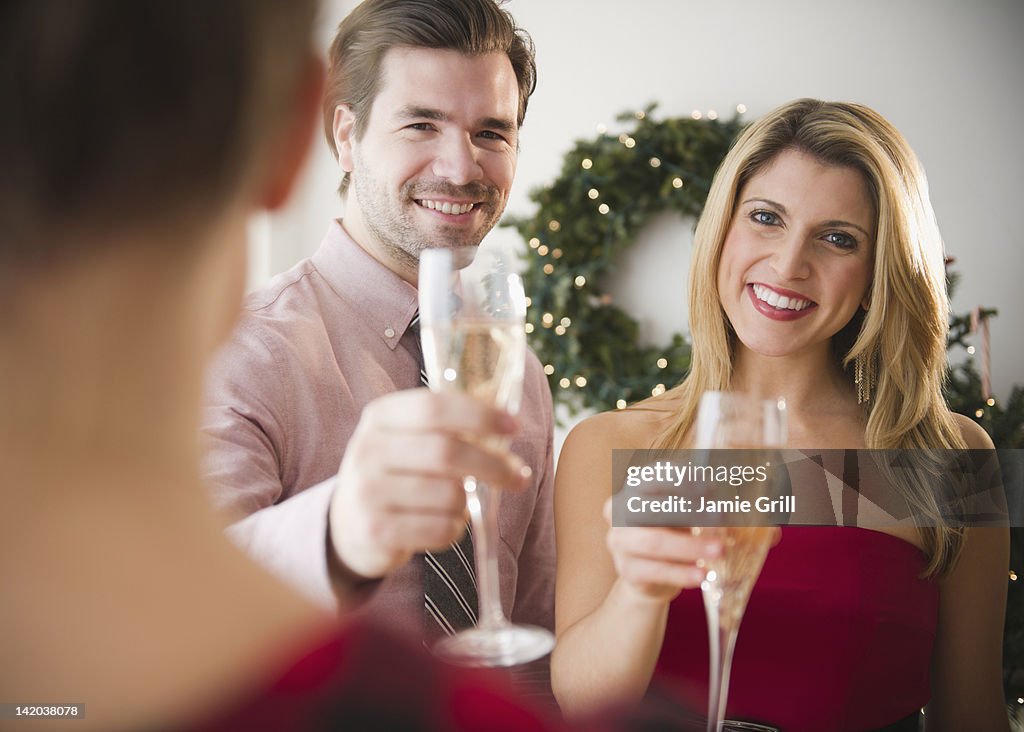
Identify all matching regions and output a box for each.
[752,284,812,311]
[418,199,475,215]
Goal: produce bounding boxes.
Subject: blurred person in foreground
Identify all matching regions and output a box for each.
[0,2,564,729]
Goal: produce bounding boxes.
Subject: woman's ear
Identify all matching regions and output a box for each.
[259,55,326,211]
[333,104,356,174]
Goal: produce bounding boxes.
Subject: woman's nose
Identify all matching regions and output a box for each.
[770,235,811,281]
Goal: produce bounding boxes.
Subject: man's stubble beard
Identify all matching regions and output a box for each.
[349,165,505,273]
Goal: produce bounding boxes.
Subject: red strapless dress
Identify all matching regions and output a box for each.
[651,527,939,731]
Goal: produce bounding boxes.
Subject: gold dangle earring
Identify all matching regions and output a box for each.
[854,298,875,405]
[854,349,877,405]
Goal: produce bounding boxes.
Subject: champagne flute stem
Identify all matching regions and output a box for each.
[703,592,739,732]
[463,476,505,629]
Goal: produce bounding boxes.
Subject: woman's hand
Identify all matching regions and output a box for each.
[602,497,722,603]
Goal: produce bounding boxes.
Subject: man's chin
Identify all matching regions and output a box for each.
[419,232,488,252]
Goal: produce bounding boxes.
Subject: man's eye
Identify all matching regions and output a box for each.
[479,130,508,143]
[407,123,435,131]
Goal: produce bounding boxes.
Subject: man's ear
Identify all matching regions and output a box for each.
[333,104,356,174]
[259,55,326,211]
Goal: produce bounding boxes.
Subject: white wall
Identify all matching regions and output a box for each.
[254,0,1024,452]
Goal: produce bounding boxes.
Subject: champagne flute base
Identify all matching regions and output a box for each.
[432,624,554,668]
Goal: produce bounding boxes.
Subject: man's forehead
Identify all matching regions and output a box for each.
[373,46,518,121]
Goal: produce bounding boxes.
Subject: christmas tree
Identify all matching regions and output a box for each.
[944,262,1024,708]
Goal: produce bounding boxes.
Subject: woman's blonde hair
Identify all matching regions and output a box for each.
[654,98,965,575]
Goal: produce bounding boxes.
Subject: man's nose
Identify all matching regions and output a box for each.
[431,133,483,185]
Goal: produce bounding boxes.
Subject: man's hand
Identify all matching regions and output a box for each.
[328,389,530,580]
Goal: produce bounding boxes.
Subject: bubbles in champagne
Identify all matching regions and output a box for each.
[422,320,526,413]
[700,527,774,630]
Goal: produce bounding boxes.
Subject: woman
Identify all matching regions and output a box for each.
[0,3,561,730]
[552,99,1008,730]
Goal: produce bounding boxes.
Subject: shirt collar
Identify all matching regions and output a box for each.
[311,220,419,350]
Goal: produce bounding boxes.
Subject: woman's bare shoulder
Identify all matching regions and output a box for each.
[950,412,996,449]
[564,399,679,453]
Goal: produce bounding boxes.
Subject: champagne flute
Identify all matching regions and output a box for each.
[418,244,555,667]
[694,391,787,732]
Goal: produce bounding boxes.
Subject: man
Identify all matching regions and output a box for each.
[201,0,554,697]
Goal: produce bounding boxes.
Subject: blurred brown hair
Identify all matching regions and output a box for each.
[0,0,318,266]
[323,0,536,195]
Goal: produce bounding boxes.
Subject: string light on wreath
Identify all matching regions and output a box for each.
[504,103,745,415]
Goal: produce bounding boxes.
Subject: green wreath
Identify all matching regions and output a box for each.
[505,104,745,414]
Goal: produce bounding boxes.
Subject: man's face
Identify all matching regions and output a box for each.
[336,47,520,283]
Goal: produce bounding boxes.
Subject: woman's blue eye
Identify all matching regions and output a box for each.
[752,210,778,225]
[824,231,857,249]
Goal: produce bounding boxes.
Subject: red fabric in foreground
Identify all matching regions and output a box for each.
[190,620,562,732]
[652,526,940,731]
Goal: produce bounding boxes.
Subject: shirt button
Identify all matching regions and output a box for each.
[384,327,395,338]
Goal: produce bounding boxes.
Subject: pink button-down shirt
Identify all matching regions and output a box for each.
[201,221,555,650]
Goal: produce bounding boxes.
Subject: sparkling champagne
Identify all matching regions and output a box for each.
[421,320,525,412]
[418,246,554,668]
[699,526,774,630]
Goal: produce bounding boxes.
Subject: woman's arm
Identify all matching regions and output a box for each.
[926,415,1009,730]
[551,412,718,716]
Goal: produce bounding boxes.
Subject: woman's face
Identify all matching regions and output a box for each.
[716,148,876,362]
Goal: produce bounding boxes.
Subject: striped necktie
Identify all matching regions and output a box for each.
[409,312,479,638]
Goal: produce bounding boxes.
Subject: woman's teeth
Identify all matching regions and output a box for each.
[418,199,475,215]
[752,283,812,311]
